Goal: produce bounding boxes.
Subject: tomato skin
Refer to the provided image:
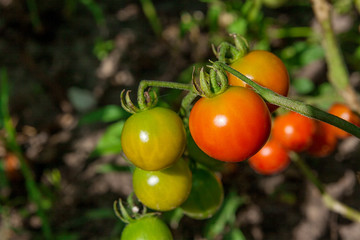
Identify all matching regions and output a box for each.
[326,103,360,139]
[272,112,316,152]
[189,87,271,162]
[180,168,224,219]
[121,216,173,240]
[133,159,192,211]
[227,50,289,112]
[307,121,337,157]
[249,139,290,175]
[121,107,186,171]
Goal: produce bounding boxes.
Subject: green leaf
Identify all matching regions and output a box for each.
[300,45,324,66]
[204,191,247,239]
[223,228,246,240]
[91,121,125,157]
[227,17,247,36]
[292,77,315,95]
[79,105,130,125]
[96,163,132,174]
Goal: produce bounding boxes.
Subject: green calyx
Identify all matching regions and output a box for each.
[213,34,249,64]
[192,64,229,98]
[120,89,158,114]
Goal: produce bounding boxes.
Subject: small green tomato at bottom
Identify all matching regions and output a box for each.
[180,168,224,219]
[121,216,173,240]
[133,159,192,211]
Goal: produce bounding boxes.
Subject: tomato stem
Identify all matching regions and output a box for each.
[217,62,360,139]
[291,153,360,223]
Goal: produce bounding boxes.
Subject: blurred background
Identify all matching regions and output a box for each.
[1,0,360,239]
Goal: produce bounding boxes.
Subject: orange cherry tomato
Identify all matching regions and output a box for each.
[307,121,337,157]
[249,138,290,175]
[227,50,289,112]
[272,112,316,152]
[326,103,360,139]
[189,87,271,162]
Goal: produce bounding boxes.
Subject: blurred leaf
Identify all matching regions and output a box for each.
[96,163,132,174]
[207,2,222,32]
[139,0,162,36]
[227,17,247,35]
[223,228,246,240]
[91,121,125,157]
[162,208,184,229]
[204,191,247,239]
[85,208,116,219]
[79,105,130,125]
[292,77,315,95]
[300,45,324,66]
[68,87,96,113]
[93,39,114,60]
[80,0,105,25]
[55,233,80,240]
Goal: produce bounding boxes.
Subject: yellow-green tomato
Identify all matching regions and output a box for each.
[121,107,186,171]
[121,216,173,240]
[180,168,224,219]
[133,159,192,211]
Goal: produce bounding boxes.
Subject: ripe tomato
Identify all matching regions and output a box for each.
[189,87,271,162]
[4,153,22,181]
[307,121,337,157]
[121,107,186,171]
[248,138,290,175]
[227,50,289,112]
[180,168,224,219]
[132,158,192,211]
[326,103,360,139]
[272,112,316,152]
[121,216,173,240]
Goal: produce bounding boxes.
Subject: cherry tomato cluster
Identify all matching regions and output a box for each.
[248,103,360,175]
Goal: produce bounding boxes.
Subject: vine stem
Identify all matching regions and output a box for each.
[291,153,360,222]
[217,62,360,139]
[137,80,193,110]
[1,69,52,239]
[310,0,360,113]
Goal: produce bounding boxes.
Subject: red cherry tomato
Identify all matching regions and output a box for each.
[189,87,271,162]
[307,121,337,157]
[249,138,290,175]
[326,103,360,139]
[272,112,316,152]
[227,50,289,112]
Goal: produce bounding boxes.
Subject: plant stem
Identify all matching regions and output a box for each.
[291,153,360,223]
[180,91,198,119]
[0,69,52,239]
[217,62,360,138]
[137,80,193,110]
[310,0,360,113]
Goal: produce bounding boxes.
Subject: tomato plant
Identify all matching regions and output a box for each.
[272,111,316,152]
[121,107,186,171]
[180,167,224,219]
[248,138,290,175]
[189,86,271,162]
[227,50,289,112]
[132,158,192,211]
[307,121,337,157]
[326,103,360,139]
[121,216,173,240]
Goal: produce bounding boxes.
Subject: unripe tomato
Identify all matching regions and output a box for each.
[227,50,289,112]
[307,121,337,157]
[248,138,290,175]
[326,103,360,139]
[121,107,186,171]
[272,112,316,152]
[121,216,173,240]
[133,159,192,211]
[180,168,224,219]
[189,87,271,162]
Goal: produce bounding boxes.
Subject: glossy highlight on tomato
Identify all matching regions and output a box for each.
[272,111,316,152]
[121,107,186,171]
[180,168,224,219]
[227,50,289,112]
[133,159,192,211]
[326,103,360,139]
[121,216,173,240]
[189,87,271,162]
[249,139,290,175]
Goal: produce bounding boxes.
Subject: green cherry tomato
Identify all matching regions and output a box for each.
[133,159,192,211]
[121,216,173,240]
[121,107,186,171]
[180,168,224,219]
[189,87,271,162]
